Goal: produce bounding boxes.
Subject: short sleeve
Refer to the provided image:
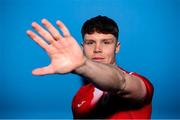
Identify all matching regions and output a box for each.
[130,72,154,104]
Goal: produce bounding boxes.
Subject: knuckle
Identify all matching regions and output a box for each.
[53,33,60,40]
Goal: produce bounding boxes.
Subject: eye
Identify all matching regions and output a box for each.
[103,39,114,45]
[85,41,95,45]
[104,41,111,44]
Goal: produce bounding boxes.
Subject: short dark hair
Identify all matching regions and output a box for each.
[81,15,119,40]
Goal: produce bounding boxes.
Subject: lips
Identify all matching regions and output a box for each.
[92,57,105,61]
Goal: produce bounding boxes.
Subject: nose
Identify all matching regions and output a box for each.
[94,43,102,53]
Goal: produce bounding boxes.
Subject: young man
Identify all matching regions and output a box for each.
[27,15,154,119]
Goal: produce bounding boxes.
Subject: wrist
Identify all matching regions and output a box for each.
[73,57,88,74]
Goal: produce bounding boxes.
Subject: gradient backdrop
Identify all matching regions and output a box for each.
[0,0,179,119]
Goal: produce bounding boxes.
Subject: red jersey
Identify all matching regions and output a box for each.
[72,68,154,119]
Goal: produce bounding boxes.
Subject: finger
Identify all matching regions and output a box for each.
[56,20,71,37]
[31,22,55,43]
[26,30,49,51]
[41,19,63,40]
[32,65,54,76]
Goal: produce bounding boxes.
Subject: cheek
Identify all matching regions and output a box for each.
[103,48,116,60]
[83,47,93,57]
[104,47,115,56]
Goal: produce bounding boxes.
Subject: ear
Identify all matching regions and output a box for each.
[115,42,120,53]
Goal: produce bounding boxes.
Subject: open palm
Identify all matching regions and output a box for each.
[27,19,86,75]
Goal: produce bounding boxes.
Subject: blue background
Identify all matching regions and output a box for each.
[0,0,179,119]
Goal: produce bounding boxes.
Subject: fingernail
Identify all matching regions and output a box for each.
[56,20,60,24]
[26,30,31,34]
[31,22,37,27]
[41,18,47,24]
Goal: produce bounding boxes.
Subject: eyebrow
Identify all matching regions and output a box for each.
[102,39,114,41]
[84,38,115,41]
[84,39,94,41]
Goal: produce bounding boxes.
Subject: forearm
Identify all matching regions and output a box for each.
[74,59,147,101]
[74,59,126,92]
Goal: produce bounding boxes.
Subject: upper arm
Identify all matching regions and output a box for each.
[116,71,154,103]
[130,72,154,103]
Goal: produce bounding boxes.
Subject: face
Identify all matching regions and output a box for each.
[83,32,120,65]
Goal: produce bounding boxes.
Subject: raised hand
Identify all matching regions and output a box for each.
[26,19,86,75]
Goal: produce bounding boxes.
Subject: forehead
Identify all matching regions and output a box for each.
[84,32,116,41]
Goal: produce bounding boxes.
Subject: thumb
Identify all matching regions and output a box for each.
[32,65,54,76]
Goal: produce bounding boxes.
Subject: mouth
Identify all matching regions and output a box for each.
[92,57,105,62]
